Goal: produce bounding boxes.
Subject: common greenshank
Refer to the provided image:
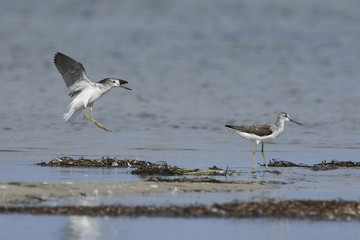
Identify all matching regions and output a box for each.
[225,112,302,170]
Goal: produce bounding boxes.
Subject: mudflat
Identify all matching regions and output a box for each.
[0,181,271,205]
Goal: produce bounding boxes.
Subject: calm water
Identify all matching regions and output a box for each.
[0,0,359,239]
[1,215,360,240]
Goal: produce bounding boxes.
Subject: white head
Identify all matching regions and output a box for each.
[100,78,132,90]
[278,112,302,125]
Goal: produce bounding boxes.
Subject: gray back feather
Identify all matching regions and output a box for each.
[226,124,273,136]
[54,52,92,96]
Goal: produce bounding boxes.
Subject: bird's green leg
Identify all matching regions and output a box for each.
[83,107,111,132]
[261,143,269,170]
[252,144,257,171]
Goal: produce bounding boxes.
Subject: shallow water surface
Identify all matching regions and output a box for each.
[1,215,359,240]
[0,0,359,181]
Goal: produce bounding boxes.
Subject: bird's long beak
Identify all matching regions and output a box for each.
[118,79,132,90]
[290,118,302,125]
[120,85,132,91]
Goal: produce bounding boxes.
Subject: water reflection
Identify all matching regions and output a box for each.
[62,216,101,240]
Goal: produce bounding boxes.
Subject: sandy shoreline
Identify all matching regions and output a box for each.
[1,181,360,220]
[0,181,271,205]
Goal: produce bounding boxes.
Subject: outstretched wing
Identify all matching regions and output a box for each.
[225,124,273,136]
[54,52,93,97]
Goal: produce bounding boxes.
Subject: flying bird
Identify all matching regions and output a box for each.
[54,52,131,132]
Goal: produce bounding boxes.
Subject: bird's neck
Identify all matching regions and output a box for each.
[95,83,113,93]
[275,117,285,128]
[273,117,286,135]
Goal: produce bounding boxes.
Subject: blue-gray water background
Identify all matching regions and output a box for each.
[0,0,359,239]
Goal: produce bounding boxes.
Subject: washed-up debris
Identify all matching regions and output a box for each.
[1,200,359,220]
[264,159,360,170]
[147,177,235,183]
[316,160,360,168]
[37,156,148,168]
[266,159,308,167]
[37,157,233,176]
[131,162,231,176]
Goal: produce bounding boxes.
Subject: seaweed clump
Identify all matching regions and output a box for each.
[37,157,233,176]
[131,162,232,176]
[265,159,360,171]
[317,160,360,168]
[267,159,307,167]
[37,156,149,168]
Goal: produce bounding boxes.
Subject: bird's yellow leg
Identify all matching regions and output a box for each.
[89,107,111,132]
[261,143,269,170]
[89,108,93,119]
[93,121,111,132]
[252,144,257,171]
[84,107,111,132]
[83,108,91,121]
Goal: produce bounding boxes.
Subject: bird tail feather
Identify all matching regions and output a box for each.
[63,108,81,123]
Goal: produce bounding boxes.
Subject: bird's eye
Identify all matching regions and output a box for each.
[112,80,115,83]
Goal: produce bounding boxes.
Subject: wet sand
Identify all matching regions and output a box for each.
[0,181,271,205]
[1,181,359,220]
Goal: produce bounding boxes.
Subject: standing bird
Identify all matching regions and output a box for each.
[225,112,302,171]
[54,52,131,132]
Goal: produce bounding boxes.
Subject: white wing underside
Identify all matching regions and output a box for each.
[68,80,92,97]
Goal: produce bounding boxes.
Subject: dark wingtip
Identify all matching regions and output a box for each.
[53,52,63,63]
[53,53,58,63]
[54,52,66,58]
